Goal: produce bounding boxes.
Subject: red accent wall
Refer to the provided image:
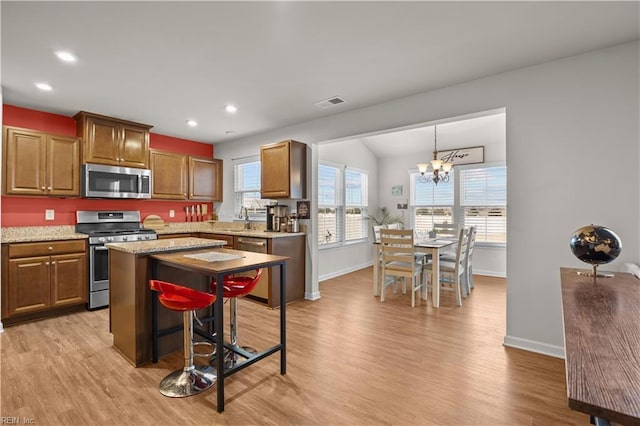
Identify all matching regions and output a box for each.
[2,105,216,227]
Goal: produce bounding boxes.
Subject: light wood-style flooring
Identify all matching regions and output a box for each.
[1,269,585,425]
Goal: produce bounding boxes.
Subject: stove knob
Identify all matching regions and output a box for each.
[98,237,106,243]
[145,235,151,240]
[107,236,114,242]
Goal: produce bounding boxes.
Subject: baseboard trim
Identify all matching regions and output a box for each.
[305,291,321,301]
[475,269,506,278]
[503,335,564,359]
[319,262,372,282]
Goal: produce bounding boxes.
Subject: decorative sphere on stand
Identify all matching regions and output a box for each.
[569,224,622,278]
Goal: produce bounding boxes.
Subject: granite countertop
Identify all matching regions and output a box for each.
[1,226,87,243]
[1,221,305,244]
[156,222,305,239]
[106,237,227,254]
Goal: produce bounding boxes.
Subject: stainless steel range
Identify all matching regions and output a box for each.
[76,210,157,309]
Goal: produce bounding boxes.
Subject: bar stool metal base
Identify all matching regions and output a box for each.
[159,365,217,398]
[210,346,258,371]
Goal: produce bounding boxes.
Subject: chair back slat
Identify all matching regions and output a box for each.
[433,223,458,238]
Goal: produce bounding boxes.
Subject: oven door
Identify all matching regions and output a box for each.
[90,245,109,292]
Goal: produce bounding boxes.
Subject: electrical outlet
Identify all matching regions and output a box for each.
[397,203,408,210]
[45,209,55,220]
[169,209,175,218]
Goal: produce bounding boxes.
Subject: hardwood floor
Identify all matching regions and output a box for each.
[1,268,586,425]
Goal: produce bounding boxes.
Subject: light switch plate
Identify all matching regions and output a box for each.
[45,209,55,220]
[169,209,175,218]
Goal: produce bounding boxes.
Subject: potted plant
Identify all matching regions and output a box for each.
[365,206,404,227]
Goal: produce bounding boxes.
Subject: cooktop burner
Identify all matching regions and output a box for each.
[75,210,158,244]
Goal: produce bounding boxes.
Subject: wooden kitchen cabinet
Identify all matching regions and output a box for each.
[75,111,152,169]
[3,126,80,197]
[150,151,222,201]
[198,233,234,246]
[2,240,87,322]
[260,140,307,199]
[150,150,188,199]
[189,156,222,201]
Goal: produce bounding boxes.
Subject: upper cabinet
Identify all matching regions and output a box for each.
[149,150,188,199]
[74,111,152,169]
[189,156,222,201]
[261,140,307,199]
[3,126,80,197]
[150,150,222,201]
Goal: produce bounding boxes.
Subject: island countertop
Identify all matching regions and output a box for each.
[106,237,227,254]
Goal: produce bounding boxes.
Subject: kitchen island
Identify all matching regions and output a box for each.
[107,237,227,366]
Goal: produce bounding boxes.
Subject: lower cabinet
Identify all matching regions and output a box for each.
[2,240,87,322]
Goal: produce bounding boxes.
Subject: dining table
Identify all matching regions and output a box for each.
[150,247,290,413]
[373,238,456,308]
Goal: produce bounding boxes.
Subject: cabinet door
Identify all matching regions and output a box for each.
[46,135,81,196]
[7,256,51,316]
[119,124,150,168]
[3,127,46,195]
[150,150,187,199]
[51,253,87,307]
[84,116,120,165]
[261,141,291,198]
[189,157,222,201]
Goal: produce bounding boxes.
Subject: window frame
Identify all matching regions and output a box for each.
[318,161,369,249]
[233,156,273,221]
[409,163,507,247]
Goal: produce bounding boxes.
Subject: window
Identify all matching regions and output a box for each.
[318,163,368,247]
[411,173,454,234]
[233,157,273,220]
[410,165,506,244]
[460,166,507,243]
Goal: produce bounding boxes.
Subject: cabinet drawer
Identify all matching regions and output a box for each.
[9,240,86,258]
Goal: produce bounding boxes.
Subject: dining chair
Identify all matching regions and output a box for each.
[440,226,476,297]
[380,228,425,307]
[372,224,384,243]
[423,227,468,306]
[433,222,458,238]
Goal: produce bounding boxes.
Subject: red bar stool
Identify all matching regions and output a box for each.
[210,269,263,369]
[149,279,217,397]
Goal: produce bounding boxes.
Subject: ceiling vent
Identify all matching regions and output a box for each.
[313,96,346,109]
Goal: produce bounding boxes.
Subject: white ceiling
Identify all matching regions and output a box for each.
[2,1,638,147]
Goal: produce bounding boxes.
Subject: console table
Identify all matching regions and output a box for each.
[560,267,640,425]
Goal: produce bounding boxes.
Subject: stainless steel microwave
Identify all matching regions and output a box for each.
[82,163,151,199]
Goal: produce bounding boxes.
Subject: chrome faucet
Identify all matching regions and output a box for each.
[242,207,251,230]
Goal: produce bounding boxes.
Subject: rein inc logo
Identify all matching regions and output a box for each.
[1,418,34,424]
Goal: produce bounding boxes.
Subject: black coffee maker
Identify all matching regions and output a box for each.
[266,204,288,232]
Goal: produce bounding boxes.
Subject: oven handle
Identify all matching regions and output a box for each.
[93,246,109,252]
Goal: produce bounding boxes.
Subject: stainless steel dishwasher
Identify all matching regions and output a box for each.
[234,236,269,300]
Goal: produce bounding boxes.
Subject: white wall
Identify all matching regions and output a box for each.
[317,139,379,280]
[214,41,639,356]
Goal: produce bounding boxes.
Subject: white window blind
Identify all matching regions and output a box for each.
[318,164,369,246]
[318,164,342,245]
[345,168,368,241]
[460,166,507,243]
[411,173,455,234]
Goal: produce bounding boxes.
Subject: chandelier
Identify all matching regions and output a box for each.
[417,125,452,185]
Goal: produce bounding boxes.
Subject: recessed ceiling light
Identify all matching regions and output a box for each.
[225,130,237,136]
[35,82,53,91]
[186,119,198,127]
[225,104,238,113]
[55,51,77,63]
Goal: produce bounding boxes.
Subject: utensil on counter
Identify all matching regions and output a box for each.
[202,204,208,220]
[142,215,166,230]
[185,206,190,222]
[196,205,201,221]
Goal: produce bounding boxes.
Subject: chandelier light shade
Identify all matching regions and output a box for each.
[417,125,452,185]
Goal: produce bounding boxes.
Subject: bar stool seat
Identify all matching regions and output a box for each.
[149,279,217,398]
[210,269,263,369]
